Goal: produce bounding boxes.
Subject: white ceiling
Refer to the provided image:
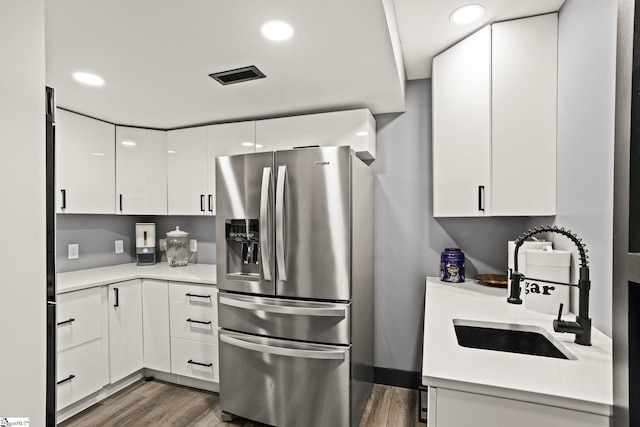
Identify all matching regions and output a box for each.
[394,0,565,80]
[45,0,565,130]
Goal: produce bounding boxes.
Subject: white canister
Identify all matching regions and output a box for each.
[523,247,571,315]
[507,240,551,296]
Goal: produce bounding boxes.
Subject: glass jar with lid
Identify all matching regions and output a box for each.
[166,226,190,267]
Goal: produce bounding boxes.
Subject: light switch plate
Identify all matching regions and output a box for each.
[190,239,197,252]
[115,240,124,254]
[68,243,79,260]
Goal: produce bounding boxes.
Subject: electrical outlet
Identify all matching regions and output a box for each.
[115,240,124,254]
[68,243,79,260]
[159,239,167,251]
[190,239,197,252]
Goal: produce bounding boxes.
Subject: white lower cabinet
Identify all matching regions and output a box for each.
[168,282,219,381]
[108,280,143,383]
[169,301,218,344]
[57,286,102,352]
[429,387,609,427]
[56,279,219,418]
[170,337,219,382]
[56,287,105,411]
[142,279,171,372]
[57,338,103,411]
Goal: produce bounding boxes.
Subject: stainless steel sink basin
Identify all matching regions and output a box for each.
[453,319,576,360]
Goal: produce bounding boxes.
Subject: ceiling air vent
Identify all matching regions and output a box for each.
[209,65,266,85]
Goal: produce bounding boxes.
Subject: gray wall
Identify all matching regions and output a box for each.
[57,214,216,273]
[372,79,526,373]
[548,0,616,337]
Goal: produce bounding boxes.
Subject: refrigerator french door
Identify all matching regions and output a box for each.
[215,145,373,427]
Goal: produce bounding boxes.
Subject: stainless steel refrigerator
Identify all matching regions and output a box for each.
[216,145,374,427]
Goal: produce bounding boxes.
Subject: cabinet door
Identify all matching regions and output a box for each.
[167,127,208,215]
[142,279,170,372]
[56,109,115,214]
[206,122,256,215]
[115,127,167,215]
[108,280,143,383]
[433,388,609,427]
[491,14,557,216]
[432,26,492,217]
[255,109,376,160]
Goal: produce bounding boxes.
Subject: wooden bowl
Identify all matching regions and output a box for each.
[474,274,508,288]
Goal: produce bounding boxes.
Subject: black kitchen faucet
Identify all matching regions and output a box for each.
[507,225,592,346]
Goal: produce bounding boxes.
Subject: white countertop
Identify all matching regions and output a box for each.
[422,277,612,416]
[57,263,217,294]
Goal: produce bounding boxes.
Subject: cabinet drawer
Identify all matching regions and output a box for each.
[57,287,102,351]
[170,301,217,344]
[168,282,217,304]
[57,338,103,411]
[170,337,219,382]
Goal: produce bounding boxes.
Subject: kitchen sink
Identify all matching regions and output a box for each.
[452,319,576,360]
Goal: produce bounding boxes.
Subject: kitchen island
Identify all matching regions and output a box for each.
[422,277,612,427]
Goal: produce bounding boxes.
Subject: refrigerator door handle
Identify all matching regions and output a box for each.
[219,295,346,317]
[276,165,287,281]
[220,334,345,360]
[260,167,273,281]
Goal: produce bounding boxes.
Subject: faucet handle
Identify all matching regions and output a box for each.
[556,303,564,321]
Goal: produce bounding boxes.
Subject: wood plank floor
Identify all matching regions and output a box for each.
[59,380,422,427]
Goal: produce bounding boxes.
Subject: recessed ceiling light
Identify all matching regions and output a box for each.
[91,152,105,156]
[121,141,136,146]
[72,72,105,86]
[256,144,263,148]
[450,4,485,25]
[261,20,294,41]
[242,142,255,147]
[356,131,368,136]
[167,150,176,154]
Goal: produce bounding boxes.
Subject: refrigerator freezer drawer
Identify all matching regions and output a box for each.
[218,293,350,345]
[219,330,350,427]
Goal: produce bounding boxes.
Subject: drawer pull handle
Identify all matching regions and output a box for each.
[185,293,211,299]
[187,359,213,368]
[186,318,212,325]
[57,374,75,385]
[57,318,76,326]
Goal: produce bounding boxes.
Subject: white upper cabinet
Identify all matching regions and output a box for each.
[206,121,256,216]
[255,109,376,161]
[56,109,115,214]
[432,14,557,217]
[491,14,558,216]
[166,122,255,216]
[432,26,492,217]
[116,126,168,215]
[167,127,208,215]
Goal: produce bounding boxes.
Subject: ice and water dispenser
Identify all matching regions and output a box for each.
[225,219,260,280]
